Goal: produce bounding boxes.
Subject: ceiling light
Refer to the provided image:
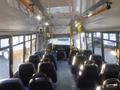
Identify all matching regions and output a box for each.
[75,20,78,27]
[88,12,92,17]
[44,22,49,26]
[75,23,78,27]
[36,15,42,20]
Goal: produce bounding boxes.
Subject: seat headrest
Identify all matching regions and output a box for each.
[29,55,40,64]
[77,55,86,62]
[89,55,103,65]
[34,51,44,58]
[83,50,92,58]
[32,72,47,79]
[84,60,95,65]
[0,78,24,90]
[83,64,98,75]
[38,62,55,72]
[44,54,54,60]
[41,58,51,62]
[104,64,120,72]
[89,55,102,61]
[29,77,53,90]
[19,63,36,73]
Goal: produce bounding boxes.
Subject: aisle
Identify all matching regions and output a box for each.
[57,61,79,90]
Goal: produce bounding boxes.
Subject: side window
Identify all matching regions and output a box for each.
[0,38,10,79]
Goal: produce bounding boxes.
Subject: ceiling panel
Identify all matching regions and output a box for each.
[39,0,74,34]
[0,0,40,31]
[47,6,72,14]
[39,0,73,8]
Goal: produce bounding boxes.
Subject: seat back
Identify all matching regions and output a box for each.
[102,78,120,90]
[76,64,99,88]
[89,55,103,72]
[57,51,66,60]
[29,77,53,90]
[44,54,57,70]
[19,63,36,86]
[34,51,44,59]
[77,55,87,65]
[29,55,40,70]
[32,72,48,79]
[71,55,86,74]
[83,50,92,59]
[0,78,24,90]
[82,64,99,80]
[69,49,78,64]
[38,62,57,83]
[101,64,120,80]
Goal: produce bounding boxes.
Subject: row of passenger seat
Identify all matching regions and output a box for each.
[0,74,54,90]
[69,49,120,90]
[0,50,57,90]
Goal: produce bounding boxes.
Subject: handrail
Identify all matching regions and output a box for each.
[82,0,112,17]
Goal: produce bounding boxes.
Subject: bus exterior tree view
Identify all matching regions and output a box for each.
[0,0,120,90]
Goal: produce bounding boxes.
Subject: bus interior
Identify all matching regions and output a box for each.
[0,0,120,90]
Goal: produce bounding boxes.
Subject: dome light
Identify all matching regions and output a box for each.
[36,15,42,20]
[45,22,49,26]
